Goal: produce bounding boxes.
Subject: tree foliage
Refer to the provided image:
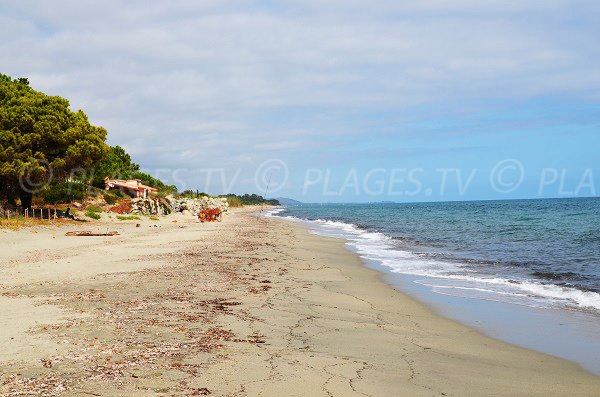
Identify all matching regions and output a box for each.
[220,193,279,206]
[92,145,140,186]
[93,146,177,194]
[0,74,109,207]
[131,171,177,195]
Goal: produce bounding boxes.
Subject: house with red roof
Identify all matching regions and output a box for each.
[104,178,158,199]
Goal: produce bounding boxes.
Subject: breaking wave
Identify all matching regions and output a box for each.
[265,210,600,313]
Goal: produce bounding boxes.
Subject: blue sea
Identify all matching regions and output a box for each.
[271,198,600,314]
[268,197,600,373]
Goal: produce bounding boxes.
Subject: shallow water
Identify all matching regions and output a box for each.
[266,198,600,374]
[272,198,600,314]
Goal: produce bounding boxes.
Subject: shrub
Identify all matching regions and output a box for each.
[219,193,279,206]
[0,216,46,230]
[87,187,102,197]
[40,181,86,204]
[131,171,177,194]
[226,196,243,207]
[179,190,209,198]
[86,211,101,220]
[103,193,118,205]
[86,205,102,213]
[116,215,141,221]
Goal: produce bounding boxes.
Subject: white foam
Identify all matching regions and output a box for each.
[271,213,600,314]
[262,207,285,217]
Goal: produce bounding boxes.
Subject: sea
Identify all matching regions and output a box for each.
[266,197,600,374]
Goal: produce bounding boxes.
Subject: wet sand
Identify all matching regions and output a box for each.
[1,208,599,396]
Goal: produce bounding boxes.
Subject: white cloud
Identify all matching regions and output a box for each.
[1,0,599,193]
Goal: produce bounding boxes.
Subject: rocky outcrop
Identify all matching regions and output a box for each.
[131,197,172,215]
[124,196,229,216]
[169,196,229,216]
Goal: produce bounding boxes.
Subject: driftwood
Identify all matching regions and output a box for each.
[65,231,120,237]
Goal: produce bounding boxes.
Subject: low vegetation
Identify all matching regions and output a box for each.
[221,194,279,206]
[85,205,102,213]
[84,205,102,219]
[116,215,141,221]
[86,211,101,220]
[175,192,278,207]
[39,181,87,204]
[226,195,243,207]
[103,192,120,205]
[0,216,49,230]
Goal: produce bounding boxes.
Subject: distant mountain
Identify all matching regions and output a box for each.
[276,197,304,205]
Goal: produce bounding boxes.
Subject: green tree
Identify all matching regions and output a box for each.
[131,171,177,194]
[219,193,279,206]
[92,145,140,186]
[0,74,109,208]
[94,146,177,195]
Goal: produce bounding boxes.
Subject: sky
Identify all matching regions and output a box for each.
[1,0,599,202]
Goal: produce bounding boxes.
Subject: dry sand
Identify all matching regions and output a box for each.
[0,208,599,396]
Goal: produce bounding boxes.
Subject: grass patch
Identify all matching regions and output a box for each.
[86,205,103,213]
[0,217,72,230]
[116,215,141,221]
[149,217,159,221]
[103,193,118,205]
[0,217,43,230]
[86,211,101,220]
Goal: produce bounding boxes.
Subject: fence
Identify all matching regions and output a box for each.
[1,207,63,220]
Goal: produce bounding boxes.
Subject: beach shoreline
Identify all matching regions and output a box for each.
[1,208,599,396]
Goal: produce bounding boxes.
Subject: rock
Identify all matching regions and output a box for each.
[165,195,229,216]
[116,195,229,217]
[129,197,172,216]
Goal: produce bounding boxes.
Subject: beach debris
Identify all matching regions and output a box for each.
[0,219,279,396]
[248,285,271,293]
[109,200,133,214]
[1,374,67,396]
[65,231,119,237]
[188,388,211,395]
[198,208,222,222]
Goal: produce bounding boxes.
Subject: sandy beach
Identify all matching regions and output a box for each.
[1,208,599,396]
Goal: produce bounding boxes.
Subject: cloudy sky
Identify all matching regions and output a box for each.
[2,0,599,201]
